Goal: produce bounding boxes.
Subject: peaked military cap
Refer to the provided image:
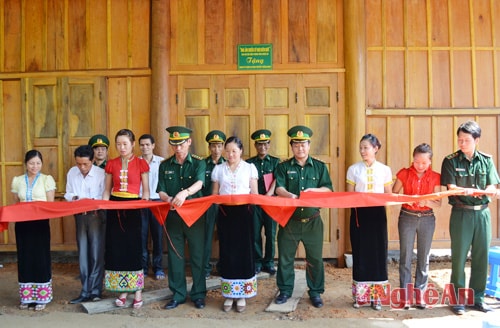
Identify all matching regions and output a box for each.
[251,129,272,143]
[287,125,313,142]
[205,130,226,144]
[166,126,192,145]
[88,134,110,148]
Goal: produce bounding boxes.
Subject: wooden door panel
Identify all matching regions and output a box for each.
[26,77,106,248]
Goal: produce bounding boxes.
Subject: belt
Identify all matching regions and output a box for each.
[453,203,488,211]
[400,208,434,218]
[78,210,98,216]
[293,211,320,223]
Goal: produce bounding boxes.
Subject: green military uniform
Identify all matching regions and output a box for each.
[157,126,207,303]
[275,126,333,299]
[202,130,226,276]
[246,129,280,273]
[441,149,500,304]
[88,134,109,169]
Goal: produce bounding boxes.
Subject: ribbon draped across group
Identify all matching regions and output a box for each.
[0,190,470,232]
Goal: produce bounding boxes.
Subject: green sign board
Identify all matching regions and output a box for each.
[237,44,273,70]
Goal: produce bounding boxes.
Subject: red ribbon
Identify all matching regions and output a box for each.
[0,190,466,232]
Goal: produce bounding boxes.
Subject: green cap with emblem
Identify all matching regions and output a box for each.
[287,125,313,142]
[205,130,226,144]
[88,134,110,148]
[251,129,272,143]
[166,126,192,145]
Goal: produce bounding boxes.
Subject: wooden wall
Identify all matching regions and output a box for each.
[0,0,152,250]
[169,0,343,73]
[364,0,500,248]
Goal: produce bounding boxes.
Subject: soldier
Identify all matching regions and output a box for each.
[202,130,226,278]
[441,120,500,315]
[88,134,109,169]
[246,129,280,275]
[274,125,333,308]
[157,126,207,310]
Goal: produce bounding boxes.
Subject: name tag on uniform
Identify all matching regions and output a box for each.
[455,168,466,172]
[287,170,297,174]
[165,170,175,174]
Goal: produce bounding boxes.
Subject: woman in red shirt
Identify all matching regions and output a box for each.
[102,129,150,309]
[393,143,442,310]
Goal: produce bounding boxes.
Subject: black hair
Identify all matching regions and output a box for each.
[413,143,433,159]
[74,145,94,161]
[360,133,382,149]
[225,136,244,151]
[115,129,136,143]
[139,134,155,144]
[457,120,481,139]
[24,149,43,164]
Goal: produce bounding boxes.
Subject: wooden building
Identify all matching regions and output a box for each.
[1,0,499,264]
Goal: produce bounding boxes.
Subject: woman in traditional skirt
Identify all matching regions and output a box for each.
[11,150,56,311]
[211,136,258,313]
[103,129,150,309]
[346,134,393,311]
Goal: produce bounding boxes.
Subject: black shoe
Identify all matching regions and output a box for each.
[255,267,262,274]
[415,302,426,310]
[275,293,290,304]
[451,305,465,315]
[262,266,277,275]
[472,302,492,313]
[164,299,185,310]
[70,295,90,304]
[89,294,102,302]
[310,296,323,308]
[193,298,205,309]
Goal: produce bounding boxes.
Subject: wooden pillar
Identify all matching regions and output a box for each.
[343,0,366,254]
[151,0,170,157]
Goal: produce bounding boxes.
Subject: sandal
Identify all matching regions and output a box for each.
[132,298,143,309]
[115,297,127,307]
[34,304,46,311]
[223,298,234,312]
[236,298,246,313]
[19,303,29,310]
[155,271,165,280]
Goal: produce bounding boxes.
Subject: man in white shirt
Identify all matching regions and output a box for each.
[65,145,106,304]
[139,134,166,280]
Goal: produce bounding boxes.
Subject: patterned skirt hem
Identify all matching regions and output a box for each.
[19,280,53,304]
[104,270,144,292]
[352,280,389,306]
[221,276,258,298]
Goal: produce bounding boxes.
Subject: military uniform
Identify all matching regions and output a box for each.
[246,129,280,273]
[441,149,500,304]
[202,130,226,277]
[88,134,109,169]
[274,126,333,302]
[157,126,207,304]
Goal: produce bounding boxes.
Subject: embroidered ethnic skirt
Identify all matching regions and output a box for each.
[104,196,144,292]
[15,220,53,304]
[217,204,257,298]
[350,206,389,306]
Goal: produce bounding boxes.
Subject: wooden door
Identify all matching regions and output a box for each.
[256,74,342,258]
[24,77,106,249]
[178,73,344,259]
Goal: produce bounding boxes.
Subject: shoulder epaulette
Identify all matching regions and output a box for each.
[445,151,460,160]
[311,156,326,163]
[191,154,204,160]
[477,150,493,158]
[280,157,293,163]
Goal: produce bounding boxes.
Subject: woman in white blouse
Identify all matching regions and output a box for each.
[212,136,258,313]
[346,134,393,311]
[11,150,56,311]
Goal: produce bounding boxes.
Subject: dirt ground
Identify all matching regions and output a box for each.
[1,258,499,327]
